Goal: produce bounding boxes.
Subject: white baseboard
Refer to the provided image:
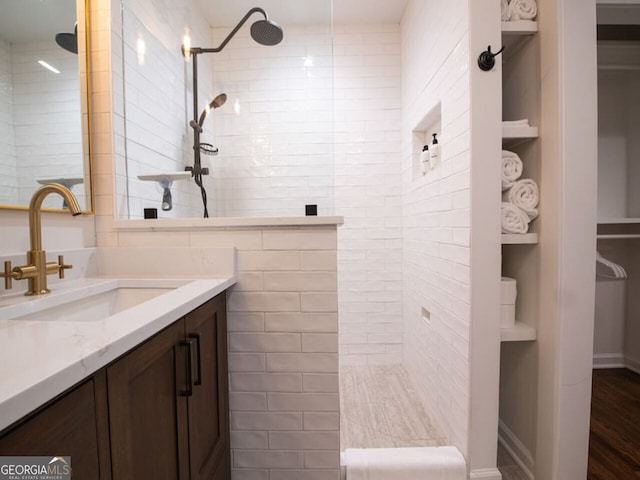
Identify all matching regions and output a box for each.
[625,355,640,375]
[470,468,502,479]
[592,353,625,369]
[498,419,535,480]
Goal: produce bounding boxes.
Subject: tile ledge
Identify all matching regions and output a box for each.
[114,216,344,231]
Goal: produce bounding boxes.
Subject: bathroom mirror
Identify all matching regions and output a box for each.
[0,0,92,212]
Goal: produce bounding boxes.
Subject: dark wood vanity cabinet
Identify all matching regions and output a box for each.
[108,294,230,480]
[0,373,112,479]
[0,293,229,480]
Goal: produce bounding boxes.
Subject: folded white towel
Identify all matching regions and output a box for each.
[501,0,510,21]
[509,0,537,20]
[503,179,539,220]
[502,202,530,234]
[345,447,466,480]
[502,150,523,191]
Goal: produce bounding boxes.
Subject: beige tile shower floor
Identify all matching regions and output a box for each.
[339,364,447,449]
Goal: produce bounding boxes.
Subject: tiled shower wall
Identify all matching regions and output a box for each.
[119,0,214,218]
[12,42,84,208]
[0,39,17,206]
[333,24,403,365]
[0,40,83,208]
[401,0,472,453]
[210,24,335,218]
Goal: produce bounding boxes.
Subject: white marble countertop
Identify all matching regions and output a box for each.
[0,275,236,432]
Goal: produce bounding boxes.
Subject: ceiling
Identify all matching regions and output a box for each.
[0,0,76,44]
[0,0,409,45]
[201,0,410,27]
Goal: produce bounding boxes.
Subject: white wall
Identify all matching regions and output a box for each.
[332,24,403,365]
[401,0,472,455]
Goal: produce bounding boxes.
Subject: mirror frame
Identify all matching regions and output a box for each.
[0,0,94,214]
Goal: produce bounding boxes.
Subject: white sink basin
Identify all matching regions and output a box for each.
[11,286,174,322]
[0,278,189,322]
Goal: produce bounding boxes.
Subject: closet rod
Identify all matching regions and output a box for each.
[597,234,640,240]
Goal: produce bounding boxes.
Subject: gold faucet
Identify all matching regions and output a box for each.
[1,184,82,296]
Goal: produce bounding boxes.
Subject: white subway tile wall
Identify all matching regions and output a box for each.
[0,40,84,208]
[333,24,403,366]
[119,0,214,218]
[401,0,471,454]
[210,24,335,218]
[0,39,17,205]
[117,1,336,219]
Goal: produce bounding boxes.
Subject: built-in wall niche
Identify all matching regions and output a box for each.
[411,102,442,180]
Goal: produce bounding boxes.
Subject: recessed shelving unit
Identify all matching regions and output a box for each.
[501,21,538,61]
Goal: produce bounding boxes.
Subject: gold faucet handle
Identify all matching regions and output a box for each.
[0,261,18,290]
[57,255,73,279]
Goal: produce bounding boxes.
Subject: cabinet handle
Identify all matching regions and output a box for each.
[180,339,194,397]
[188,333,202,386]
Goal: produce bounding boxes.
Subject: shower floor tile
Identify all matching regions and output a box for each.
[339,364,447,450]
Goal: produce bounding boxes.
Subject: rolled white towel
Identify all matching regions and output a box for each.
[503,178,539,220]
[502,202,530,234]
[501,0,510,21]
[502,150,523,191]
[509,0,537,20]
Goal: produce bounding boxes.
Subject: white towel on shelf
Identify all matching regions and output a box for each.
[502,202,530,234]
[502,150,523,191]
[509,0,537,20]
[503,178,539,220]
[501,0,510,21]
[344,447,466,480]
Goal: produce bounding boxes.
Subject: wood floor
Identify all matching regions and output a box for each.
[588,368,640,479]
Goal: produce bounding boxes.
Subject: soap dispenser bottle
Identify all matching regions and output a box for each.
[420,145,430,174]
[429,133,441,169]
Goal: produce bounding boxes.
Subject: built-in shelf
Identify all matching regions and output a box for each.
[598,217,640,225]
[501,21,538,61]
[501,322,537,342]
[137,172,192,183]
[502,125,539,148]
[501,233,538,244]
[37,177,84,187]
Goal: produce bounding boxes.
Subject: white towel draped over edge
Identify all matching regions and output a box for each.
[509,0,537,20]
[501,0,510,21]
[502,150,523,191]
[344,447,466,480]
[503,178,539,220]
[502,202,530,234]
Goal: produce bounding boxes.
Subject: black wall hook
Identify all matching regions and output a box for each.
[477,45,505,71]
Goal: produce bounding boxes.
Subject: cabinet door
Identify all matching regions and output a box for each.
[184,294,230,480]
[107,321,190,480]
[0,375,110,479]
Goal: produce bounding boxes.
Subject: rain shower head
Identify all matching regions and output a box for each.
[55,23,78,54]
[250,18,283,46]
[183,7,283,56]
